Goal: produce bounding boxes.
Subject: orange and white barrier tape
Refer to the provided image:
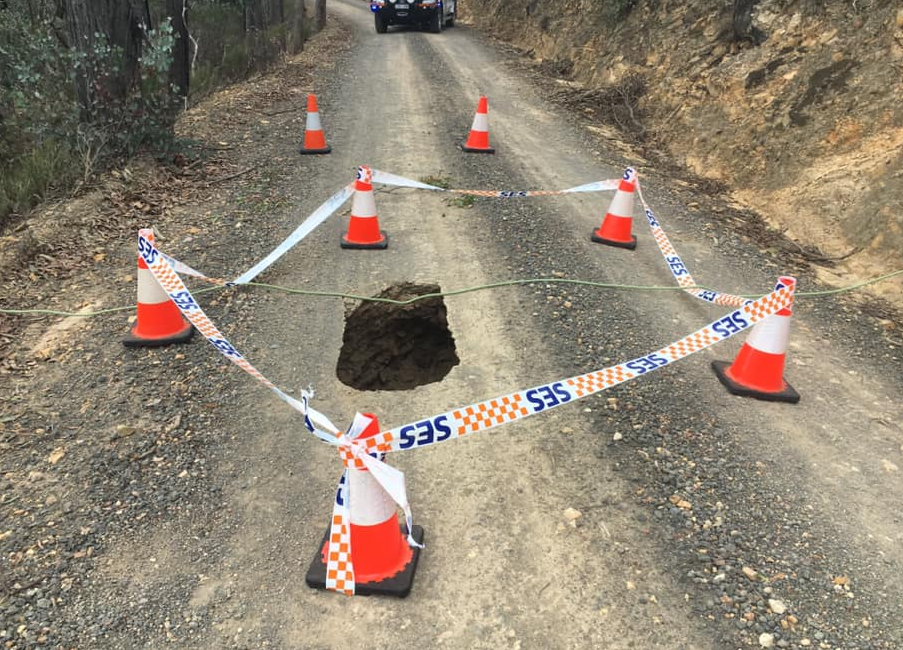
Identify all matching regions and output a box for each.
[158,170,623,285]
[157,164,755,317]
[635,178,749,308]
[371,168,623,197]
[373,283,793,453]
[137,228,794,595]
[159,182,355,287]
[137,230,417,596]
[372,167,753,306]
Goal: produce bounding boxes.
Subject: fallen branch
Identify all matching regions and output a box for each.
[783,241,861,263]
[207,165,259,185]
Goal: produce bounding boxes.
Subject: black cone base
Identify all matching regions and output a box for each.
[341,232,389,249]
[305,525,424,598]
[299,145,331,155]
[461,144,495,153]
[711,360,800,404]
[123,320,194,348]
[591,232,637,250]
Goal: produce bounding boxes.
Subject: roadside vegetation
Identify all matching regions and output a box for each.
[0,0,325,232]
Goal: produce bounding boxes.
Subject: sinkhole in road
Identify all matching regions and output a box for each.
[336,282,460,391]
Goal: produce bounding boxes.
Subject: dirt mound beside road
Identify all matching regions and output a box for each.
[463,0,903,303]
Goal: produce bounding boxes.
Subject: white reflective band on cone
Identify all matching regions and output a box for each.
[141,229,795,598]
[137,266,171,304]
[607,188,635,217]
[744,313,791,355]
[348,469,397,526]
[351,188,377,218]
[306,110,322,131]
[471,112,488,132]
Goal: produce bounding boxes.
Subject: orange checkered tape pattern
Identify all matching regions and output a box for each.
[652,227,677,257]
[149,261,183,293]
[362,431,393,454]
[687,289,748,309]
[567,365,635,398]
[658,329,721,360]
[325,475,355,596]
[650,228,696,289]
[338,432,393,470]
[744,285,793,322]
[453,394,530,436]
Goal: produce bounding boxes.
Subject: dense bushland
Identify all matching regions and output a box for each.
[0,0,318,229]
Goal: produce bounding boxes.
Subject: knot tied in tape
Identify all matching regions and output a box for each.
[135,166,798,596]
[356,164,373,187]
[620,166,637,191]
[337,414,393,470]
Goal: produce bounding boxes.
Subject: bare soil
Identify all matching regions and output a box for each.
[336,282,460,391]
[1,2,903,649]
[462,0,903,306]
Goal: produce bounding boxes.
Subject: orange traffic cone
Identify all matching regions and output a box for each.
[341,165,388,249]
[592,167,638,249]
[306,414,424,597]
[299,93,331,155]
[462,96,495,153]
[123,230,193,347]
[711,276,800,403]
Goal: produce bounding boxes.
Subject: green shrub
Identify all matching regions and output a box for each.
[0,139,78,230]
[1,0,295,226]
[74,21,182,159]
[184,1,293,99]
[0,9,181,225]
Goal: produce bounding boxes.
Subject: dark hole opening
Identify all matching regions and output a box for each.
[336,282,460,391]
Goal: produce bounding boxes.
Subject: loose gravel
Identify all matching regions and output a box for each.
[2,11,902,650]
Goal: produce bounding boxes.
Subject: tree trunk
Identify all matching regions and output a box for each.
[290,0,307,53]
[63,0,152,110]
[167,0,190,99]
[245,0,266,31]
[315,0,325,32]
[269,0,283,25]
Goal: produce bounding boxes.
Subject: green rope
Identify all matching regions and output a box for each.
[0,286,223,317]
[1,269,901,318]
[244,278,698,304]
[792,268,903,297]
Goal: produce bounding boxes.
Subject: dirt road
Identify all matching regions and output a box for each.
[2,2,902,649]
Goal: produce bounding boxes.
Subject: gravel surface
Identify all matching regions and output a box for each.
[2,3,902,649]
[456,33,903,650]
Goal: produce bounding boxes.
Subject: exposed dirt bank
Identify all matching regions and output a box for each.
[463,0,903,304]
